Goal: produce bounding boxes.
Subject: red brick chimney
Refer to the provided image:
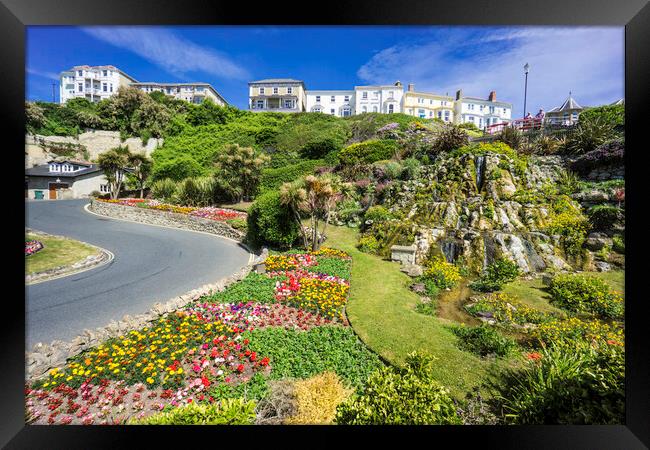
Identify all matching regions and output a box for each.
[488,91,496,102]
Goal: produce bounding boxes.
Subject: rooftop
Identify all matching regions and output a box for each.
[548,93,583,113]
[26,162,102,178]
[250,78,304,84]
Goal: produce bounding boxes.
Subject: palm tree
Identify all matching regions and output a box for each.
[303,174,338,251]
[97,147,130,199]
[127,153,153,198]
[279,180,309,250]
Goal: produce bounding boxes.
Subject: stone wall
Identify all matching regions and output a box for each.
[26,130,163,168]
[88,199,245,242]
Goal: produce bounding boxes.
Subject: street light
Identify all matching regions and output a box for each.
[523,63,530,121]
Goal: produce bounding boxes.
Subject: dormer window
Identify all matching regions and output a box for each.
[287,87,293,94]
[49,163,60,172]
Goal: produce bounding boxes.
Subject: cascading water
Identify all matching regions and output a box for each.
[440,239,463,263]
[474,155,486,193]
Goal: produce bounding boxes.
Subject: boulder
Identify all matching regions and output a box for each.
[584,233,612,251]
[401,264,424,277]
[594,261,612,272]
[410,283,427,294]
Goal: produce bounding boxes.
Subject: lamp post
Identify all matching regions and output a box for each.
[523,63,530,121]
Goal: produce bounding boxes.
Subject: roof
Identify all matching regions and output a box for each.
[47,159,93,166]
[62,65,138,82]
[249,79,304,84]
[611,98,625,105]
[549,93,583,113]
[460,96,512,108]
[130,82,228,104]
[307,90,355,95]
[26,163,102,178]
[404,91,453,100]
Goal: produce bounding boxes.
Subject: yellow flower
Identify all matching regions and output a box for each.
[146,377,154,384]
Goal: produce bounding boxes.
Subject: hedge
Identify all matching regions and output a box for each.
[259,159,326,193]
[246,190,299,249]
[338,139,399,165]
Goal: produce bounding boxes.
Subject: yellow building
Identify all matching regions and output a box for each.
[402,83,454,123]
[248,78,306,112]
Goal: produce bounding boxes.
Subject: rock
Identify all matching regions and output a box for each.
[410,283,427,294]
[584,233,612,251]
[401,264,423,277]
[595,261,612,272]
[541,274,554,287]
[476,311,494,319]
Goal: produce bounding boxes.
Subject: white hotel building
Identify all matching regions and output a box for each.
[305,90,355,116]
[453,89,512,129]
[59,65,228,105]
[354,81,404,114]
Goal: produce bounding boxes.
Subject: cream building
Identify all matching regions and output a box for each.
[305,90,355,117]
[130,82,227,105]
[60,65,136,104]
[354,81,404,114]
[402,83,454,123]
[453,90,512,129]
[248,79,306,112]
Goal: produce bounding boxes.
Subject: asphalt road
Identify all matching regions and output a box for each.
[25,199,251,348]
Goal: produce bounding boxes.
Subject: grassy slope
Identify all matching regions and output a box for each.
[26,233,99,275]
[325,225,508,399]
[502,270,625,312]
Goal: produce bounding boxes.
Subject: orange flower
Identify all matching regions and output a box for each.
[526,352,542,361]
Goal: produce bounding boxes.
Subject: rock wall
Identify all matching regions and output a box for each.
[88,199,245,242]
[25,130,163,168]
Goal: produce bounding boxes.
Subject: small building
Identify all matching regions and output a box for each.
[60,65,137,104]
[130,82,228,105]
[305,90,355,116]
[248,79,307,112]
[25,160,108,200]
[545,92,584,126]
[354,81,404,114]
[453,90,512,130]
[402,83,454,122]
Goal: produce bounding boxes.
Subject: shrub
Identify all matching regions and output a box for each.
[549,274,624,319]
[338,139,398,165]
[128,398,256,425]
[247,190,300,249]
[565,116,617,154]
[259,160,325,193]
[545,196,590,257]
[357,235,380,254]
[415,299,438,316]
[470,258,520,292]
[226,217,247,231]
[423,256,462,289]
[532,135,561,155]
[450,324,517,357]
[364,205,392,223]
[531,317,624,348]
[431,124,469,154]
[174,176,218,207]
[244,326,383,389]
[612,234,625,254]
[299,138,340,160]
[579,103,624,129]
[284,372,353,425]
[498,126,524,151]
[151,156,205,182]
[587,204,621,230]
[335,352,461,425]
[255,379,297,425]
[414,276,440,299]
[400,157,422,180]
[570,139,624,174]
[494,340,624,424]
[150,178,178,201]
[465,292,549,326]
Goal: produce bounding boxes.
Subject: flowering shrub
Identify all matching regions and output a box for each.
[25,240,44,256]
[570,139,624,174]
[98,198,246,223]
[549,274,624,319]
[423,257,462,290]
[531,317,624,347]
[465,292,549,326]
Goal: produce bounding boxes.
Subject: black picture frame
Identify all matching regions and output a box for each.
[4,0,648,447]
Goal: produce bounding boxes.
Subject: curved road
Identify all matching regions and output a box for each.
[25,199,251,348]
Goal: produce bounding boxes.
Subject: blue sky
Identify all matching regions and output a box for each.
[26,26,624,118]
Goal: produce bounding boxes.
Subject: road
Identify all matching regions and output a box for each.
[25,199,251,348]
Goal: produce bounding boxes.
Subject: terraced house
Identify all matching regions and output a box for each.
[305,90,355,116]
[248,79,307,112]
[402,83,455,123]
[130,82,227,105]
[453,89,512,129]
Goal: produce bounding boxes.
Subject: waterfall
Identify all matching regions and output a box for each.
[440,240,462,263]
[475,155,486,193]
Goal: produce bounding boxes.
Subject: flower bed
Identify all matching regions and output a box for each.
[26,247,364,425]
[98,198,246,223]
[25,240,44,256]
[464,292,551,327]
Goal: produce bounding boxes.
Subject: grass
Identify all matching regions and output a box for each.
[216,201,252,213]
[26,233,100,276]
[324,225,511,399]
[502,270,625,312]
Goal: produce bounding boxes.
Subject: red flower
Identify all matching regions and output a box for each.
[236,364,245,373]
[260,357,270,367]
[201,376,211,387]
[526,352,542,361]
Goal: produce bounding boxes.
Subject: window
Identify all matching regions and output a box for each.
[102,83,107,92]
[273,87,278,94]
[342,107,351,117]
[479,118,483,128]
[330,108,335,114]
[418,98,423,104]
[344,95,349,102]
[388,104,394,114]
[77,70,83,76]
[313,107,322,113]
[285,99,294,109]
[468,116,475,122]
[287,87,293,94]
[430,99,433,105]
[438,111,442,119]
[388,91,394,98]
[429,111,433,117]
[331,96,335,102]
[503,108,507,114]
[102,70,107,76]
[78,83,83,92]
[362,92,368,99]
[445,111,450,121]
[256,100,264,109]
[418,108,425,118]
[100,184,110,193]
[315,95,321,102]
[468,104,475,110]
[479,105,484,111]
[49,164,60,172]
[489,106,495,114]
[259,87,265,94]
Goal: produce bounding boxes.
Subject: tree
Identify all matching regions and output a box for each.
[279,180,310,249]
[25,102,46,133]
[214,144,270,202]
[126,153,153,198]
[281,174,339,251]
[98,146,131,199]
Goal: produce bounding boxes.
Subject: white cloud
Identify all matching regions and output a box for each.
[26,68,59,80]
[357,27,624,117]
[82,26,250,81]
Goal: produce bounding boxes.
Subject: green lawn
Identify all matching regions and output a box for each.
[325,225,510,399]
[26,233,100,276]
[216,201,253,213]
[502,270,625,312]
